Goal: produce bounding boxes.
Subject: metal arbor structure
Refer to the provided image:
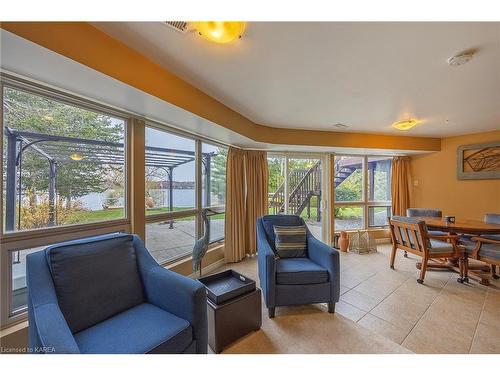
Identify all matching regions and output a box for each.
[4,127,214,231]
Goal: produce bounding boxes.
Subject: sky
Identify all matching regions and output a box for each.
[145,126,221,182]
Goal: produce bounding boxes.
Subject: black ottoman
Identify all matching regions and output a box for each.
[199,270,262,353]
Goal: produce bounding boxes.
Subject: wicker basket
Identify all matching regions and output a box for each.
[348,230,377,254]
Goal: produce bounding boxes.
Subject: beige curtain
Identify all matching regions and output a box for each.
[224,148,268,262]
[224,147,247,263]
[245,151,269,256]
[391,156,411,216]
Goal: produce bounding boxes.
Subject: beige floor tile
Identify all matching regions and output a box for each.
[358,313,410,345]
[470,322,500,354]
[402,282,486,353]
[334,300,367,322]
[402,316,473,354]
[340,284,352,295]
[340,264,377,288]
[353,271,410,300]
[481,291,500,327]
[341,288,383,312]
[370,289,434,331]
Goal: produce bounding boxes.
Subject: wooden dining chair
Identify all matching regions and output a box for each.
[404,208,446,259]
[388,216,463,284]
[458,213,500,282]
[459,236,500,283]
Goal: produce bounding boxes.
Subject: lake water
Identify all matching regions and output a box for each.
[81,189,196,210]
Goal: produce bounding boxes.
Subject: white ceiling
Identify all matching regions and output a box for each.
[93,22,500,137]
[2,30,423,155]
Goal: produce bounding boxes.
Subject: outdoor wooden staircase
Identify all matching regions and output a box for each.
[269,162,322,220]
[269,159,361,220]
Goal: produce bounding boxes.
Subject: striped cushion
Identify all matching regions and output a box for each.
[273,225,307,258]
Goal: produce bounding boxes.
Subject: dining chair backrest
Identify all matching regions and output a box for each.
[484,213,500,225]
[406,208,442,218]
[389,216,428,255]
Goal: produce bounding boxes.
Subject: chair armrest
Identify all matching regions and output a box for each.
[307,235,340,302]
[257,219,276,308]
[472,236,500,245]
[465,236,500,259]
[427,233,460,243]
[31,303,80,354]
[142,266,207,353]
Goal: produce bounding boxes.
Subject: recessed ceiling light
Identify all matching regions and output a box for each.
[392,119,422,131]
[448,51,474,66]
[332,123,349,129]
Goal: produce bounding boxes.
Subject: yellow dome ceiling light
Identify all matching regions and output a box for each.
[193,22,246,44]
[392,118,422,131]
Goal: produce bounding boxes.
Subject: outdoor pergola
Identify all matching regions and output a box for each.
[4,127,214,231]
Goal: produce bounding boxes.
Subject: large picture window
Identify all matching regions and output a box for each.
[1,81,131,323]
[144,127,228,265]
[2,86,127,232]
[334,155,392,231]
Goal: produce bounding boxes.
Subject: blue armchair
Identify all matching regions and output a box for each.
[257,215,340,318]
[27,233,207,354]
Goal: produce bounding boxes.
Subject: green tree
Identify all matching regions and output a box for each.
[335,169,363,201]
[267,157,284,193]
[208,148,227,205]
[3,87,124,226]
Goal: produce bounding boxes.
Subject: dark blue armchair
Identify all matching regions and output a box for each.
[27,233,207,354]
[257,215,340,318]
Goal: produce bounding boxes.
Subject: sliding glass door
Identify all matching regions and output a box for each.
[267,154,327,241]
[288,157,323,239]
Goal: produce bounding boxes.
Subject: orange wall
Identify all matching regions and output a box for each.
[0,22,441,152]
[410,130,500,220]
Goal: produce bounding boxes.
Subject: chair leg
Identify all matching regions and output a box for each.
[457,250,469,284]
[328,302,335,313]
[268,307,275,318]
[464,256,469,283]
[390,244,397,270]
[491,265,499,280]
[417,257,428,284]
[458,255,465,283]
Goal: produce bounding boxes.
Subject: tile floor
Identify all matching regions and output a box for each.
[224,243,500,354]
[334,244,500,353]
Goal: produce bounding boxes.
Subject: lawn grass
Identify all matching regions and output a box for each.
[334,206,363,219]
[66,208,125,223]
[66,206,225,224]
[67,204,357,225]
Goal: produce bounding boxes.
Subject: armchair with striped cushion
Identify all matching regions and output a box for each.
[257,215,340,318]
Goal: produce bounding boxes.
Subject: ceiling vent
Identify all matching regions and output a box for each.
[164,21,190,34]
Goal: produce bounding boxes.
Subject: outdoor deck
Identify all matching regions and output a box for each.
[146,218,322,264]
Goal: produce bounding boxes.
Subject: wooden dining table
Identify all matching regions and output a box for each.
[416,217,500,235]
[413,217,500,285]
